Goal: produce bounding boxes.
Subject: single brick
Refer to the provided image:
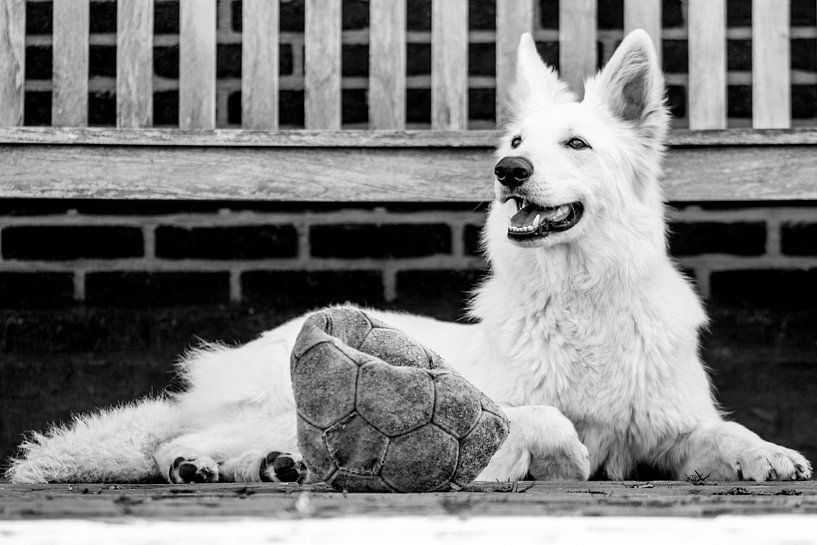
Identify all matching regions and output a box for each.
[343,44,368,77]
[25,46,52,80]
[24,92,51,126]
[89,92,116,126]
[464,224,482,256]
[407,89,431,124]
[793,86,817,119]
[310,224,451,259]
[669,222,766,256]
[782,223,817,255]
[710,269,817,307]
[26,1,53,34]
[792,39,817,72]
[342,89,368,124]
[728,86,752,118]
[241,270,384,306]
[727,40,751,71]
[89,45,116,77]
[395,269,485,311]
[662,40,687,74]
[343,0,368,29]
[154,45,180,79]
[469,43,495,77]
[727,0,751,27]
[469,88,495,121]
[469,0,495,30]
[663,0,684,27]
[407,43,431,76]
[154,91,179,126]
[156,225,298,259]
[281,90,305,127]
[155,0,180,34]
[540,0,558,29]
[597,0,623,29]
[89,0,117,33]
[2,226,144,260]
[667,85,686,118]
[217,44,242,78]
[0,273,74,309]
[407,0,431,31]
[792,0,817,25]
[86,272,230,307]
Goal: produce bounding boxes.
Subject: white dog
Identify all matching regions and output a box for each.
[7,31,811,485]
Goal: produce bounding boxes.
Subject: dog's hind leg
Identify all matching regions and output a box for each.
[478,405,590,481]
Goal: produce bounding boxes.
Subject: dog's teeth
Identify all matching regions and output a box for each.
[532,214,541,229]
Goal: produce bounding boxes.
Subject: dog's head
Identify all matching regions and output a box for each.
[486,30,669,260]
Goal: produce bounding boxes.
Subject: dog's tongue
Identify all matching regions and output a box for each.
[510,203,571,229]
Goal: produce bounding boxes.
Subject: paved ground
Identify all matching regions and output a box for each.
[1,480,815,519]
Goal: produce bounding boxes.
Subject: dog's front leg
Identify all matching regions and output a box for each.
[673,420,812,481]
[477,405,590,481]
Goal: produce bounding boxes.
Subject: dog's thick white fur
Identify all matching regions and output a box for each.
[7,31,811,484]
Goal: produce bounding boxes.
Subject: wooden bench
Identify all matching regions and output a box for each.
[0,0,814,203]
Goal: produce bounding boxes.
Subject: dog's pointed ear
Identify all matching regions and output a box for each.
[585,30,668,141]
[508,33,574,117]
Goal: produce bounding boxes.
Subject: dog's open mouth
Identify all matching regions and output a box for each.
[505,197,584,239]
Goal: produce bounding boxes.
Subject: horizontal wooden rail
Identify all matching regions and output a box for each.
[0,129,815,203]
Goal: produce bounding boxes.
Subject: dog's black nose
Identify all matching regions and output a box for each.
[494,156,533,188]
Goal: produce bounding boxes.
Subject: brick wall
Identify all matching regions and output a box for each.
[21,0,817,128]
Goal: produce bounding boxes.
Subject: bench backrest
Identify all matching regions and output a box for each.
[0,0,814,202]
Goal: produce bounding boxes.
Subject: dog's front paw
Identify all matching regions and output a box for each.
[169,455,219,484]
[528,431,591,481]
[259,451,307,483]
[683,421,812,481]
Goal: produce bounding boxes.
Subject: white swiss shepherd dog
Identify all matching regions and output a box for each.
[8,31,812,484]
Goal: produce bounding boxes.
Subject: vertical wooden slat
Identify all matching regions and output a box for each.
[0,0,25,126]
[116,0,153,128]
[52,0,89,126]
[305,0,341,130]
[242,0,279,129]
[369,0,406,129]
[180,0,216,129]
[688,0,726,129]
[431,0,468,129]
[559,0,596,98]
[623,0,661,65]
[496,0,534,125]
[752,0,791,128]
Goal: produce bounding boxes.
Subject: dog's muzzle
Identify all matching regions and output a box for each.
[494,156,533,188]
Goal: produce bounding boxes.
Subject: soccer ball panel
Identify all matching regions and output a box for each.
[380,424,459,492]
[356,360,434,436]
[432,372,483,439]
[291,342,358,428]
[453,411,510,486]
[296,415,337,481]
[359,327,433,369]
[324,413,389,476]
[326,471,393,492]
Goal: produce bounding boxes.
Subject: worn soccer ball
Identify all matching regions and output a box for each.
[291,307,510,492]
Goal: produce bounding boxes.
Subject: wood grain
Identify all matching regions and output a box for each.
[559,0,597,97]
[1,127,816,147]
[180,0,216,129]
[52,0,89,127]
[623,0,661,64]
[305,0,342,130]
[496,0,534,126]
[687,0,726,129]
[369,0,406,129]
[431,0,468,129]
[242,0,279,129]
[0,143,814,202]
[116,0,153,128]
[752,0,791,128]
[0,0,25,126]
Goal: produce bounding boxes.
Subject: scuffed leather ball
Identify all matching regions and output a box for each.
[291,307,509,492]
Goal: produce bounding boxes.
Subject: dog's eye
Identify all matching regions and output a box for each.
[566,137,590,150]
[510,136,522,148]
